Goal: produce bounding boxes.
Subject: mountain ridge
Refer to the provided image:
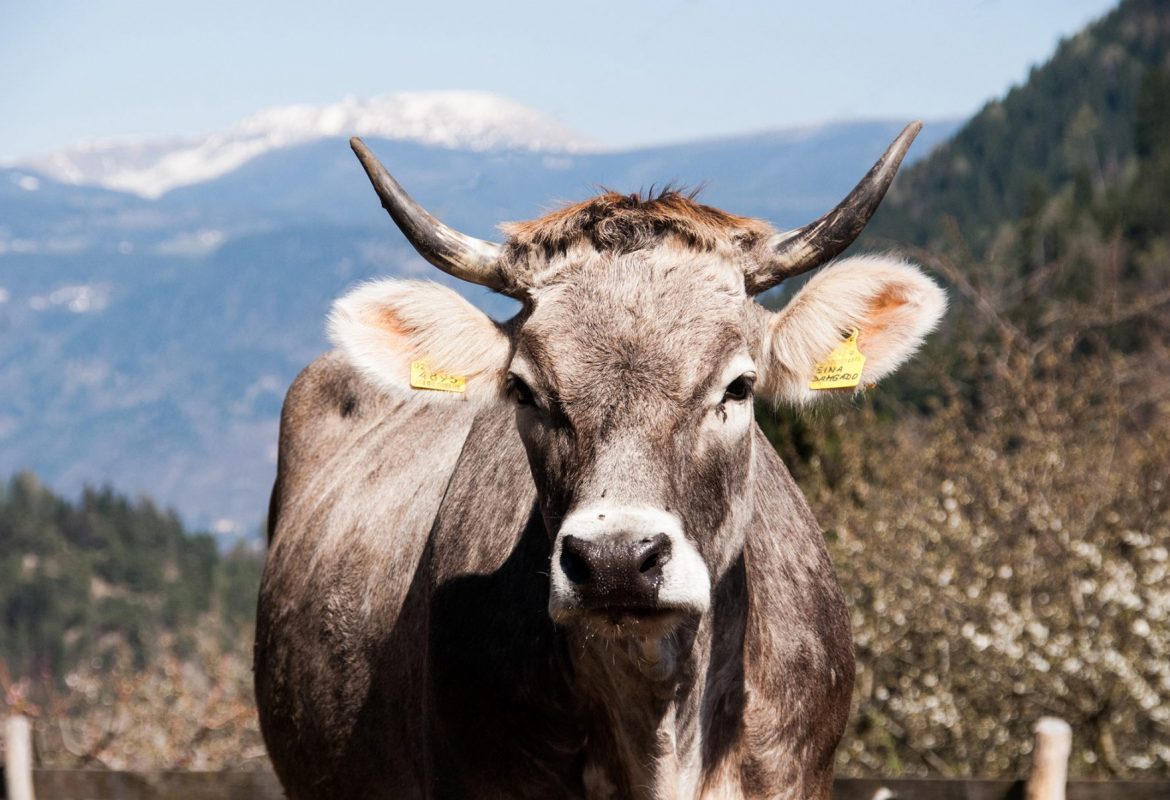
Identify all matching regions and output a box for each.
[9,91,594,198]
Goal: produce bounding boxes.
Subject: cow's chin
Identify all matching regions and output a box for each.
[560,605,689,641]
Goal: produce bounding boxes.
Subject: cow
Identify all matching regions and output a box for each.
[255,123,945,800]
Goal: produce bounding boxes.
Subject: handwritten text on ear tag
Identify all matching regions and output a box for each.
[410,361,466,393]
[809,328,866,390]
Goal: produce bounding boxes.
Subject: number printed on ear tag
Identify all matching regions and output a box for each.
[410,361,466,393]
[809,329,866,390]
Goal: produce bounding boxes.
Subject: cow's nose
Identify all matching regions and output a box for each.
[560,533,672,606]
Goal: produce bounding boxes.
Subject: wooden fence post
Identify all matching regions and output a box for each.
[1026,716,1071,800]
[4,714,36,800]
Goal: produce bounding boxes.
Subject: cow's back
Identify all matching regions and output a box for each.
[255,351,479,799]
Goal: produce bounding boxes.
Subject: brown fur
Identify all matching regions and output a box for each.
[502,190,775,259]
[862,286,910,333]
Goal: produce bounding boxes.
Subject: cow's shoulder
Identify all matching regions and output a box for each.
[268,351,371,536]
[279,349,385,451]
[269,350,481,542]
[261,351,462,797]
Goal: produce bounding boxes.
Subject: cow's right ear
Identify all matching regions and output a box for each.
[328,280,512,402]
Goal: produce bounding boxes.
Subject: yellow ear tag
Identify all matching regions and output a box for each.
[409,360,466,393]
[809,328,866,390]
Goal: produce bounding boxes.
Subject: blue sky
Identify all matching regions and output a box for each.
[1,0,1117,160]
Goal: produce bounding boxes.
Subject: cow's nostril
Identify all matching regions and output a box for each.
[634,533,670,583]
[560,537,593,585]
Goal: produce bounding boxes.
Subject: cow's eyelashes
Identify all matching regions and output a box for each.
[505,374,537,407]
[722,374,755,403]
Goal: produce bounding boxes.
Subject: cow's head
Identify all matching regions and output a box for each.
[330,126,945,642]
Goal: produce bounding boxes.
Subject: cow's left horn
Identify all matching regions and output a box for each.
[746,121,922,295]
[350,137,507,290]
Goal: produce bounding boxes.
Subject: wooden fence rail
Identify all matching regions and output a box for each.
[3,771,1166,800]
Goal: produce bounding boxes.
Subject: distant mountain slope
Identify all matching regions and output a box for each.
[0,117,956,538]
[874,0,1170,254]
[10,92,593,198]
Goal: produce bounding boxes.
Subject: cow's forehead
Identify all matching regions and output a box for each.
[499,189,776,294]
[515,246,757,399]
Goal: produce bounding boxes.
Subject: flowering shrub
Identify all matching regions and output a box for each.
[1,621,265,771]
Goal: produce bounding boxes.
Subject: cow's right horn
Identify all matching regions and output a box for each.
[351,137,507,290]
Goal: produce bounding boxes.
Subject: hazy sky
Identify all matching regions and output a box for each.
[1,0,1117,160]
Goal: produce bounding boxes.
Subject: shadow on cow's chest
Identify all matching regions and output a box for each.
[425,492,753,798]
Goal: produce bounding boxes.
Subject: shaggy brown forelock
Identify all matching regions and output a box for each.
[501,189,775,257]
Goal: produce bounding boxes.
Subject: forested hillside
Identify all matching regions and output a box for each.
[874,0,1170,257]
[0,472,260,677]
[848,0,1170,409]
[0,474,265,767]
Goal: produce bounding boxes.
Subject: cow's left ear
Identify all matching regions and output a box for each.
[328,279,512,402]
[758,255,946,404]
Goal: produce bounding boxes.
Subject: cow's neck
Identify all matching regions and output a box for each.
[566,558,748,800]
[568,621,705,800]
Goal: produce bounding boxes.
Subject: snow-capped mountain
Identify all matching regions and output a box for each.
[13,91,594,198]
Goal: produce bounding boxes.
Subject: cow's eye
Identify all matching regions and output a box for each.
[506,374,536,407]
[722,374,755,403]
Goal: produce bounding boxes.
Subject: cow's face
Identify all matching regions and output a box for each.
[331,129,946,641]
[332,248,943,640]
[506,247,763,634]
